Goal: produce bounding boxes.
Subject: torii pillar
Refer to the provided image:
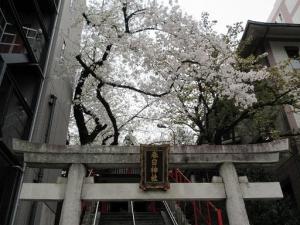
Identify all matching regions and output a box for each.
[59,164,86,225]
[220,162,250,225]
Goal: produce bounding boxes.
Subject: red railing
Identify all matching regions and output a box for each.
[100,202,109,213]
[85,167,223,225]
[169,169,223,225]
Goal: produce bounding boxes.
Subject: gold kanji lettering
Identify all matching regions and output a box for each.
[151,174,158,182]
[151,151,158,159]
[151,159,157,166]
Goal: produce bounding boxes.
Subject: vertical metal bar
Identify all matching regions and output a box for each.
[101,202,108,214]
[192,201,198,225]
[149,202,153,213]
[101,202,104,213]
[198,201,202,219]
[207,202,211,225]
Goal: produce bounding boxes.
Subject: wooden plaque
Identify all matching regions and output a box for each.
[140,144,170,191]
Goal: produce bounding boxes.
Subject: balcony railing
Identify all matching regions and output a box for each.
[0,8,44,56]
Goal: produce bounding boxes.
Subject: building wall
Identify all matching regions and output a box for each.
[268,0,300,23]
[30,0,84,145]
[266,39,300,133]
[12,0,85,225]
[267,0,300,208]
[269,41,300,63]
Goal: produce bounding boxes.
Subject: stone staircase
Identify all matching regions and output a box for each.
[99,212,168,225]
[99,212,132,225]
[135,212,168,225]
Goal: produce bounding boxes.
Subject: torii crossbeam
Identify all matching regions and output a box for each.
[11,138,289,225]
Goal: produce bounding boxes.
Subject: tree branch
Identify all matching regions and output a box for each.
[81,104,108,141]
[93,44,113,68]
[181,59,201,66]
[96,82,119,145]
[102,134,114,145]
[118,101,155,130]
[122,3,130,33]
[82,13,92,26]
[127,8,146,21]
[77,54,172,97]
[131,27,157,34]
[104,81,172,97]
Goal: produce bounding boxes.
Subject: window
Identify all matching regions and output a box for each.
[0,74,31,139]
[285,46,299,59]
[0,65,41,139]
[285,46,300,69]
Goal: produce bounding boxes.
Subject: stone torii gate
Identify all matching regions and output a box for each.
[12,138,290,225]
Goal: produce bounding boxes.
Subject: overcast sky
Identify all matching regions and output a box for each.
[175,0,276,33]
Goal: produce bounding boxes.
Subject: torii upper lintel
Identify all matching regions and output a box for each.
[11,138,289,169]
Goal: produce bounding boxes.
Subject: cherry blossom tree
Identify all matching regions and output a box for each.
[148,11,300,144]
[71,0,300,145]
[72,0,175,145]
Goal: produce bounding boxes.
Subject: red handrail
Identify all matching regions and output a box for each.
[169,169,223,225]
[217,209,223,225]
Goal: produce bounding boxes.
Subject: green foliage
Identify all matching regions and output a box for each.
[246,196,300,225]
[238,168,300,225]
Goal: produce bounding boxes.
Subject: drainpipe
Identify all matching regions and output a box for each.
[45,94,57,143]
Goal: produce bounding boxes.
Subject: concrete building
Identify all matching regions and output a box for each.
[0,0,84,225]
[268,0,300,23]
[239,0,300,208]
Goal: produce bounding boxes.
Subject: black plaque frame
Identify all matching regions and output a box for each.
[140,144,170,191]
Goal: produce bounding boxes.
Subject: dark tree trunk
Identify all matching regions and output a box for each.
[213,132,222,145]
[73,70,91,145]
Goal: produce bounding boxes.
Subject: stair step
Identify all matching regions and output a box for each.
[100,212,165,225]
[99,212,165,225]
